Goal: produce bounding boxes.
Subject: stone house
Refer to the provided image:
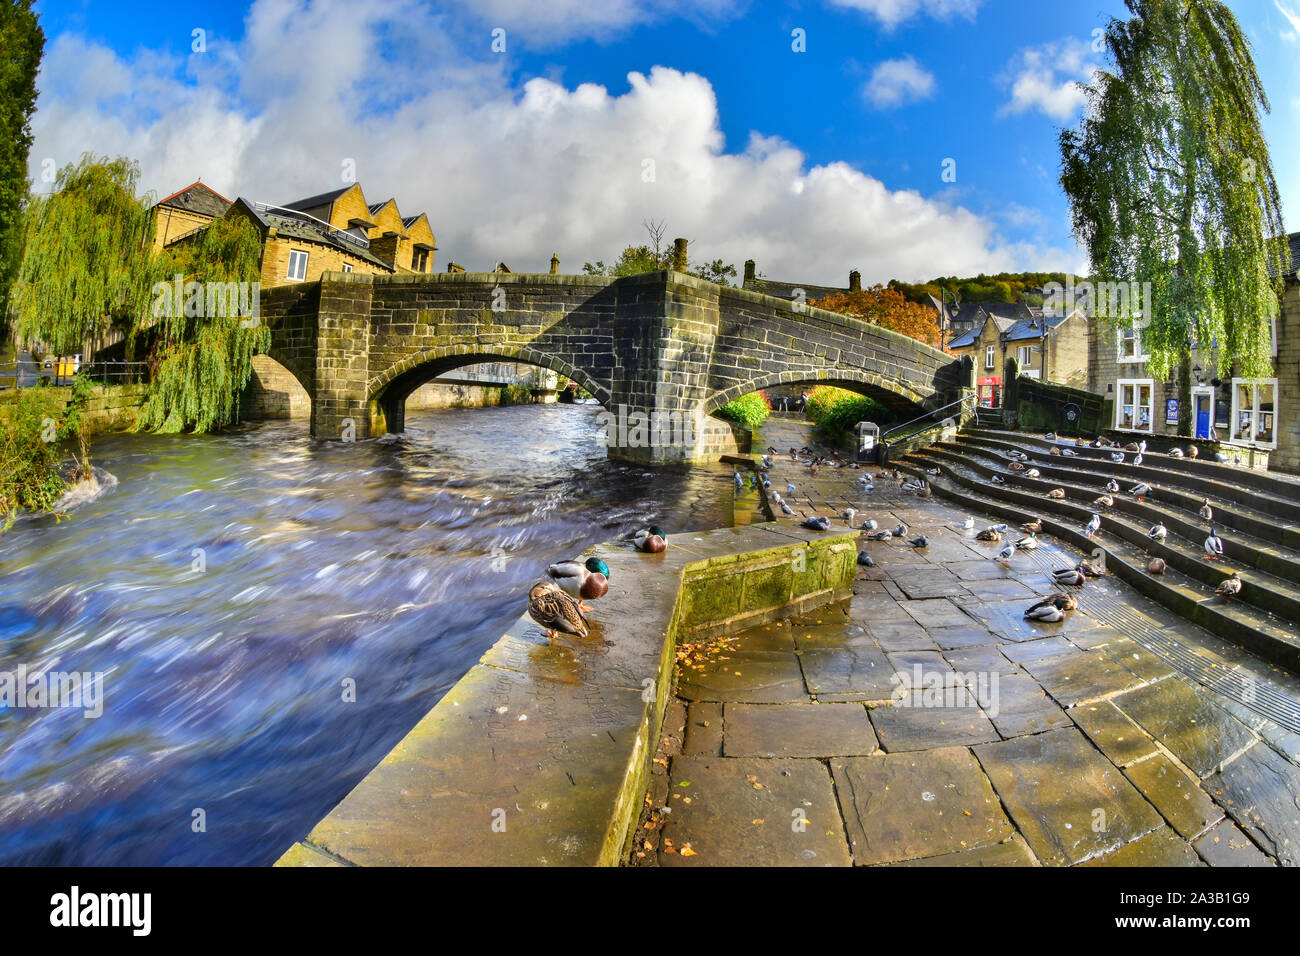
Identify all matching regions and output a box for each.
[946,303,1089,406]
[155,181,437,288]
[1085,231,1300,473]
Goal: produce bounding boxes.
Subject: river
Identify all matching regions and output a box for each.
[0,403,734,865]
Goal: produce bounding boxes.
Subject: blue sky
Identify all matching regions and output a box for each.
[28,0,1300,285]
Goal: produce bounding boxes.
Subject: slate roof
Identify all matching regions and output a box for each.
[1002,312,1073,342]
[230,197,395,271]
[156,181,232,218]
[947,327,980,349]
[281,186,352,212]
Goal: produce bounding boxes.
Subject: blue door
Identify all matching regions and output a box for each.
[1195,393,1211,439]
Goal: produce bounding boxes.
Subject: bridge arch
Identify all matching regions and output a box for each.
[700,367,931,419]
[367,344,611,434]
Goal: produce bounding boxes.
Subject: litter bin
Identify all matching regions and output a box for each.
[855,421,880,464]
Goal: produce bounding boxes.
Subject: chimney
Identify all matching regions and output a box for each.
[672,237,688,272]
[744,259,756,284]
[849,270,861,293]
[549,253,559,275]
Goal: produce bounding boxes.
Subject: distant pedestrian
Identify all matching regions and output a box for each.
[798,391,808,414]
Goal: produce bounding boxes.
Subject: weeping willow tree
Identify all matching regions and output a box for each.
[10,155,157,355]
[136,214,268,433]
[1059,0,1288,436]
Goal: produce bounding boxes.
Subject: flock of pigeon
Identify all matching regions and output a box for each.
[526,525,669,639]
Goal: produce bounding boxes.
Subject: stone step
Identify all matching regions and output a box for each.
[899,451,1300,674]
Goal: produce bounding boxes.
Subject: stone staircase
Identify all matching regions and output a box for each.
[896,427,1300,674]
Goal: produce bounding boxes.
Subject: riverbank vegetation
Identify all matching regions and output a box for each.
[804,385,894,445]
[716,391,771,430]
[1,373,91,531]
[810,285,946,350]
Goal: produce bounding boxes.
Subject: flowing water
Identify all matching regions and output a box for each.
[0,403,733,865]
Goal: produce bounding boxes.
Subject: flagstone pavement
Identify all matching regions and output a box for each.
[628,418,1300,866]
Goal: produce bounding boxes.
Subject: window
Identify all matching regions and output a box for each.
[1117,321,1149,362]
[985,345,996,369]
[1016,345,1032,366]
[342,262,353,273]
[287,249,309,281]
[412,248,430,272]
[1230,377,1278,448]
[1116,379,1154,432]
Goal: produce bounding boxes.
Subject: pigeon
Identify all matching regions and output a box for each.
[963,517,975,530]
[787,482,796,496]
[843,507,857,527]
[1129,482,1151,501]
[1138,439,1147,454]
[989,524,1008,534]
[1093,494,1114,509]
[1216,573,1243,601]
[866,529,893,541]
[1061,448,1078,457]
[1148,558,1166,574]
[762,478,772,490]
[1105,478,1120,493]
[1204,525,1224,560]
[733,470,745,489]
[1133,453,1144,467]
[995,541,1017,564]
[1052,567,1086,586]
[857,552,876,567]
[778,498,796,516]
[892,524,908,539]
[1214,451,1229,463]
[1112,452,1126,463]
[750,474,759,488]
[1199,499,1213,522]
[907,535,929,549]
[1016,532,1039,550]
[926,467,941,476]
[1169,447,1183,458]
[1084,513,1101,538]
[1147,522,1167,544]
[1044,432,1057,441]
[801,516,832,531]
[1026,468,1041,479]
[860,518,878,532]
[1047,488,1066,499]
[761,456,773,470]
[991,475,1007,484]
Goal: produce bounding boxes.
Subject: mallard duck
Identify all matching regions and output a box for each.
[1124,442,1140,452]
[547,556,611,610]
[1084,513,1101,537]
[1008,461,1026,473]
[1026,468,1041,479]
[1204,525,1223,560]
[1128,482,1151,501]
[1147,522,1167,544]
[1050,446,1062,456]
[991,475,1007,484]
[1021,518,1043,534]
[1052,567,1086,586]
[1009,450,1028,461]
[1078,559,1105,577]
[926,467,941,476]
[1093,494,1114,509]
[1044,432,1057,441]
[633,525,668,552]
[1148,558,1166,574]
[1047,488,1066,499]
[976,528,1002,542]
[1061,447,1078,457]
[1186,445,1198,459]
[1216,573,1242,602]
[916,483,932,500]
[528,582,588,639]
[1024,593,1076,621]
[1016,532,1039,550]
[1199,499,1213,522]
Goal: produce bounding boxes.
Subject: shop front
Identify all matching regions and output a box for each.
[978,376,1002,408]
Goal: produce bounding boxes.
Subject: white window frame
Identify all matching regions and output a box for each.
[342,262,353,273]
[985,345,996,369]
[1016,345,1032,366]
[287,249,309,281]
[1228,377,1278,449]
[1117,319,1150,363]
[1115,378,1154,433]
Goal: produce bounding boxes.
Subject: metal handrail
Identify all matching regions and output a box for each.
[881,393,977,442]
[0,359,151,389]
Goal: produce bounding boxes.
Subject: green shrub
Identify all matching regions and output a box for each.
[500,384,534,405]
[1,387,72,529]
[716,390,771,430]
[804,385,894,443]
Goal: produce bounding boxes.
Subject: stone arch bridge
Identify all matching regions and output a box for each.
[260,271,969,464]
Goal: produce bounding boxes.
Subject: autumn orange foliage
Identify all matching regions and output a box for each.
[811,285,948,351]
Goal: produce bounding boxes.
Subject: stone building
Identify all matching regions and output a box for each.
[155,181,437,288]
[947,304,1089,406]
[1085,232,1300,472]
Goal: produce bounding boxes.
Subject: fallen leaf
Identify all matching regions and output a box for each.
[752,819,765,826]
[679,845,697,858]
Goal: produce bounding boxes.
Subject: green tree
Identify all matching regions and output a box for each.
[1060,0,1287,436]
[0,0,44,330]
[11,155,158,355]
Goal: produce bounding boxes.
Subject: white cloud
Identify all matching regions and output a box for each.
[440,0,745,45]
[29,0,1075,287]
[863,57,936,109]
[997,38,1100,122]
[827,0,981,31]
[1277,0,1300,41]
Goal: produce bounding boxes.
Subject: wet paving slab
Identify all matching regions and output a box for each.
[630,420,1300,867]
